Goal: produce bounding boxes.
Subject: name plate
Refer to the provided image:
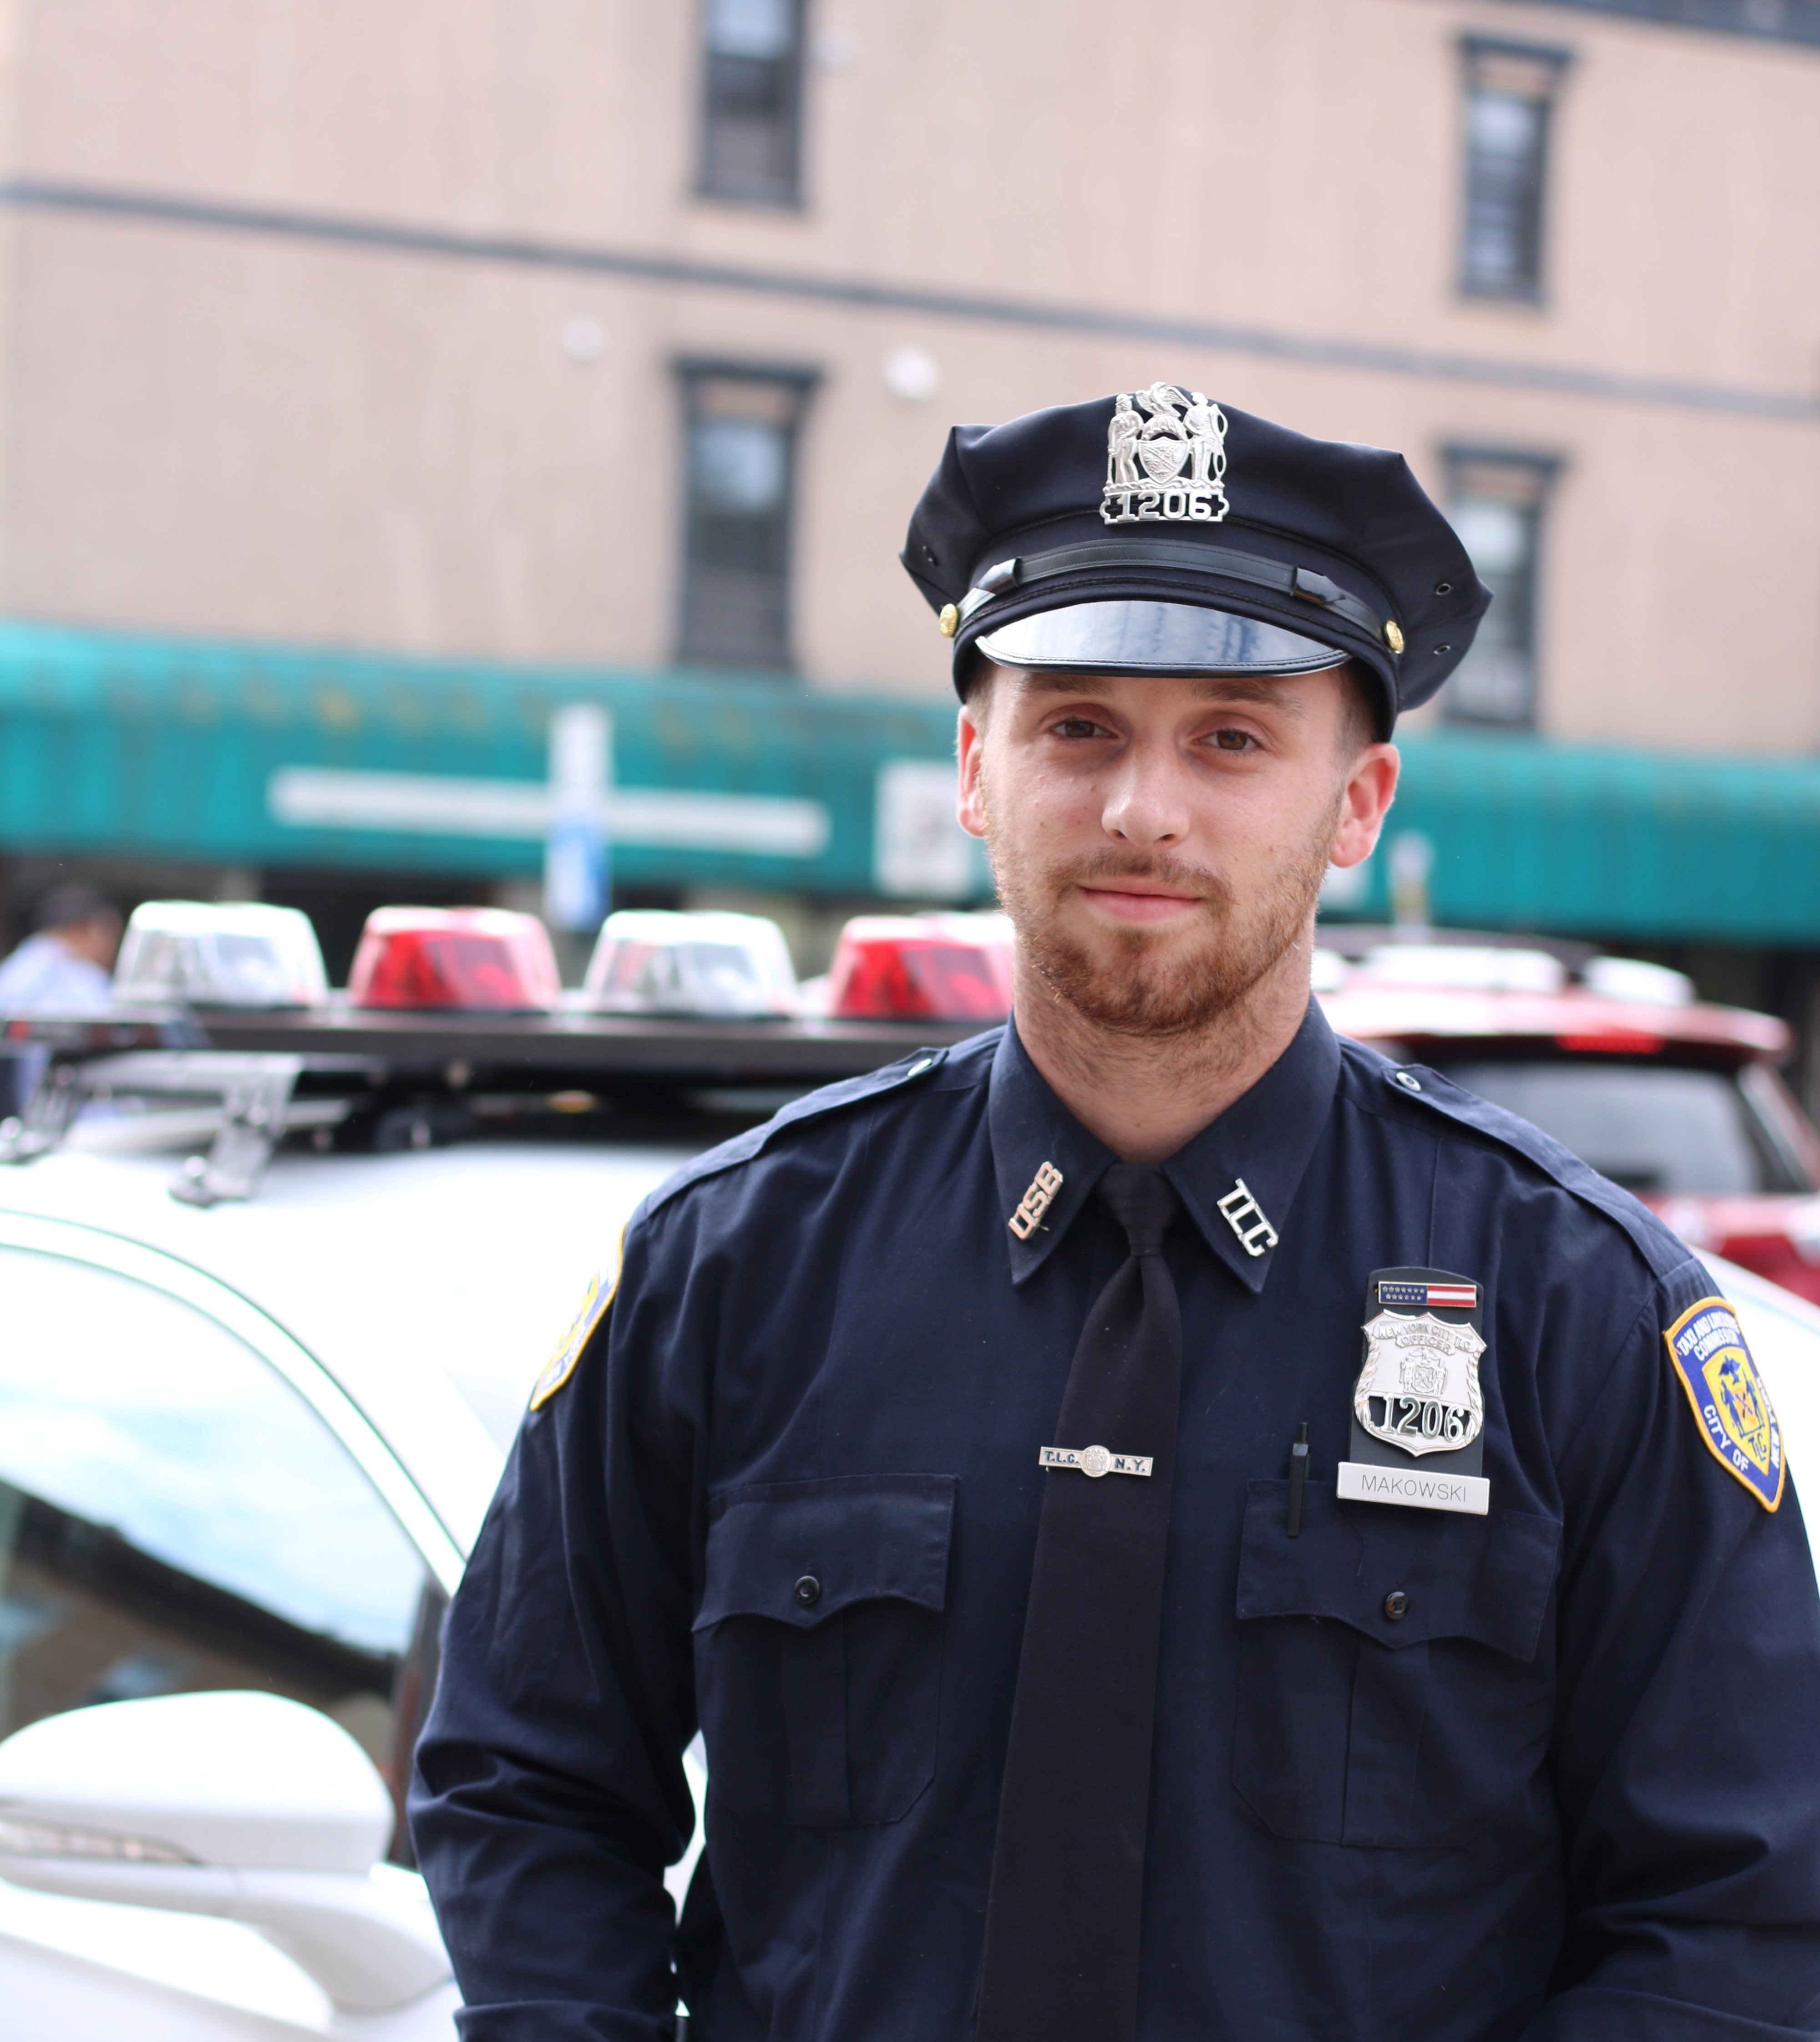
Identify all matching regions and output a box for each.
[1337,1460,1489,1516]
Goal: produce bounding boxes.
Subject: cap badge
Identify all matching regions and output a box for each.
[1102,382,1230,528]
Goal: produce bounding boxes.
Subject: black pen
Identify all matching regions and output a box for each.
[1287,1421,1310,1538]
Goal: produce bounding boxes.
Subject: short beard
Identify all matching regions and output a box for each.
[985,788,1340,1041]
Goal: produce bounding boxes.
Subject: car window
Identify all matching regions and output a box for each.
[1435,1062,1795,1196]
[0,1246,443,1859]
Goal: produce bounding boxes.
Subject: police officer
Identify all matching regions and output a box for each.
[412,388,1820,2040]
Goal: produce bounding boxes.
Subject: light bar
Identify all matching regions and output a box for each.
[112,901,329,1009]
[348,907,562,1012]
[583,909,798,1018]
[1357,945,1567,995]
[828,914,1015,1022]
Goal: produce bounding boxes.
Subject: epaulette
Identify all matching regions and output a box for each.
[639,1035,973,1223]
[1345,1040,1691,1285]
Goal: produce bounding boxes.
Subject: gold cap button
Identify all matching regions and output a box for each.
[1384,619,1405,655]
[938,603,959,639]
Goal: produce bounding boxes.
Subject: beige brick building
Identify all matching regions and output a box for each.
[0,0,1812,750]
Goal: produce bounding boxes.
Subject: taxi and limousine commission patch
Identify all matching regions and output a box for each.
[531,1224,626,1411]
[1664,1296,1784,1512]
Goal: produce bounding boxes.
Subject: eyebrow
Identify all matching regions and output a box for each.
[1019,672,1310,719]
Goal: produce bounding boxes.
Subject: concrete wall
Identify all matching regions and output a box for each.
[0,0,1813,748]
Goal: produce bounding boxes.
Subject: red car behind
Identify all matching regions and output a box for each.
[1318,938,1820,1305]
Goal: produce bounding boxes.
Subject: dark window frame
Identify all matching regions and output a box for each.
[1440,445,1563,731]
[675,358,819,675]
[1458,37,1573,305]
[695,0,809,209]
[1473,0,1820,51]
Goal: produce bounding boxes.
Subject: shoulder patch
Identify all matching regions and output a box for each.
[1664,1296,1785,1512]
[641,1038,967,1220]
[530,1226,625,1411]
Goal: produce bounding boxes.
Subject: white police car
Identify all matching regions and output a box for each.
[0,1128,706,2040]
[0,900,956,2039]
[0,903,1816,2038]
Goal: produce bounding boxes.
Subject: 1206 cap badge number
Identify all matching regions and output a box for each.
[1102,382,1229,526]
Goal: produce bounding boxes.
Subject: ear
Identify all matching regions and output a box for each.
[1328,742,1400,870]
[957,704,989,841]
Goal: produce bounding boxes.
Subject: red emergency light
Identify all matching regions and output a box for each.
[1554,1031,1666,1055]
[827,915,1014,1022]
[349,907,563,1012]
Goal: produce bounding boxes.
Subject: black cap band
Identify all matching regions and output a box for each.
[961,538,1395,648]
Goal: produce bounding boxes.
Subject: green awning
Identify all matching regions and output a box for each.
[0,621,977,900]
[1,621,1816,942]
[1346,731,1820,944]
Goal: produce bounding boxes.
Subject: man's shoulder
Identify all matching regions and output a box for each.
[0,936,110,1011]
[1333,1033,1690,1286]
[0,934,55,999]
[638,1026,1000,1228]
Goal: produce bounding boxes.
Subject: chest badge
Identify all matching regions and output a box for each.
[1354,1309,1485,1457]
[1337,1266,1490,1515]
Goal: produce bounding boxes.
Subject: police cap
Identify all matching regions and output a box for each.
[900,384,1491,735]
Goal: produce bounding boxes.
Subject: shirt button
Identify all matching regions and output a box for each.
[1394,1070,1422,1093]
[794,1575,822,1608]
[1383,1589,1409,1621]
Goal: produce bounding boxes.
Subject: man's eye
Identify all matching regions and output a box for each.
[1051,717,1109,740]
[1209,727,1261,752]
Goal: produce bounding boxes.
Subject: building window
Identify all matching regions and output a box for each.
[678,366,815,671]
[1442,450,1559,729]
[698,0,806,207]
[1459,40,1570,301]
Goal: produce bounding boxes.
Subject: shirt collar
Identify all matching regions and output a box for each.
[987,998,1342,1293]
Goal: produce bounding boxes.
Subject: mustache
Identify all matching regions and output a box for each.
[1049,850,1230,902]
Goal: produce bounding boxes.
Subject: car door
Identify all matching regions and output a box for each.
[0,1214,459,2041]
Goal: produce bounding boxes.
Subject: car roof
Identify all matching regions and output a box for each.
[1318,985,1789,1062]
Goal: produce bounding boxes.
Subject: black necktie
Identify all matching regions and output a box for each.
[977,1163,1184,2042]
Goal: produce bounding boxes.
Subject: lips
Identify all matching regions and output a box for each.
[1077,882,1205,924]
[1081,884,1199,903]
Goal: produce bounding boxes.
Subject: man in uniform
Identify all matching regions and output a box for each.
[412,391,1820,2040]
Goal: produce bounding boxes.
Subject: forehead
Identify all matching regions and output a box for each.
[991,667,1318,720]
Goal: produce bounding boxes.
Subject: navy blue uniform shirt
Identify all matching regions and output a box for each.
[412,1004,1820,2040]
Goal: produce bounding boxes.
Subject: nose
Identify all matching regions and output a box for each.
[1100,736,1191,849]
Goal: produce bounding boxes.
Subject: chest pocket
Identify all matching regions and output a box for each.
[1232,1479,1561,1848]
[694,1473,955,1828]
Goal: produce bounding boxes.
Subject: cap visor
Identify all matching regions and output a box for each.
[974,599,1348,677]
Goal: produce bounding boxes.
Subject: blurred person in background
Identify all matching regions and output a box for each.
[0,883,120,1119]
[0,882,121,1013]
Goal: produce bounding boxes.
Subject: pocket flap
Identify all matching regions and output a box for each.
[696,1473,958,1631]
[1236,1479,1561,1661]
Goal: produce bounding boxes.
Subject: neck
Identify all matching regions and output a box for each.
[1010,923,1316,1163]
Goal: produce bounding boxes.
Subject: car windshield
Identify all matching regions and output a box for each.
[1434,1061,1805,1196]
